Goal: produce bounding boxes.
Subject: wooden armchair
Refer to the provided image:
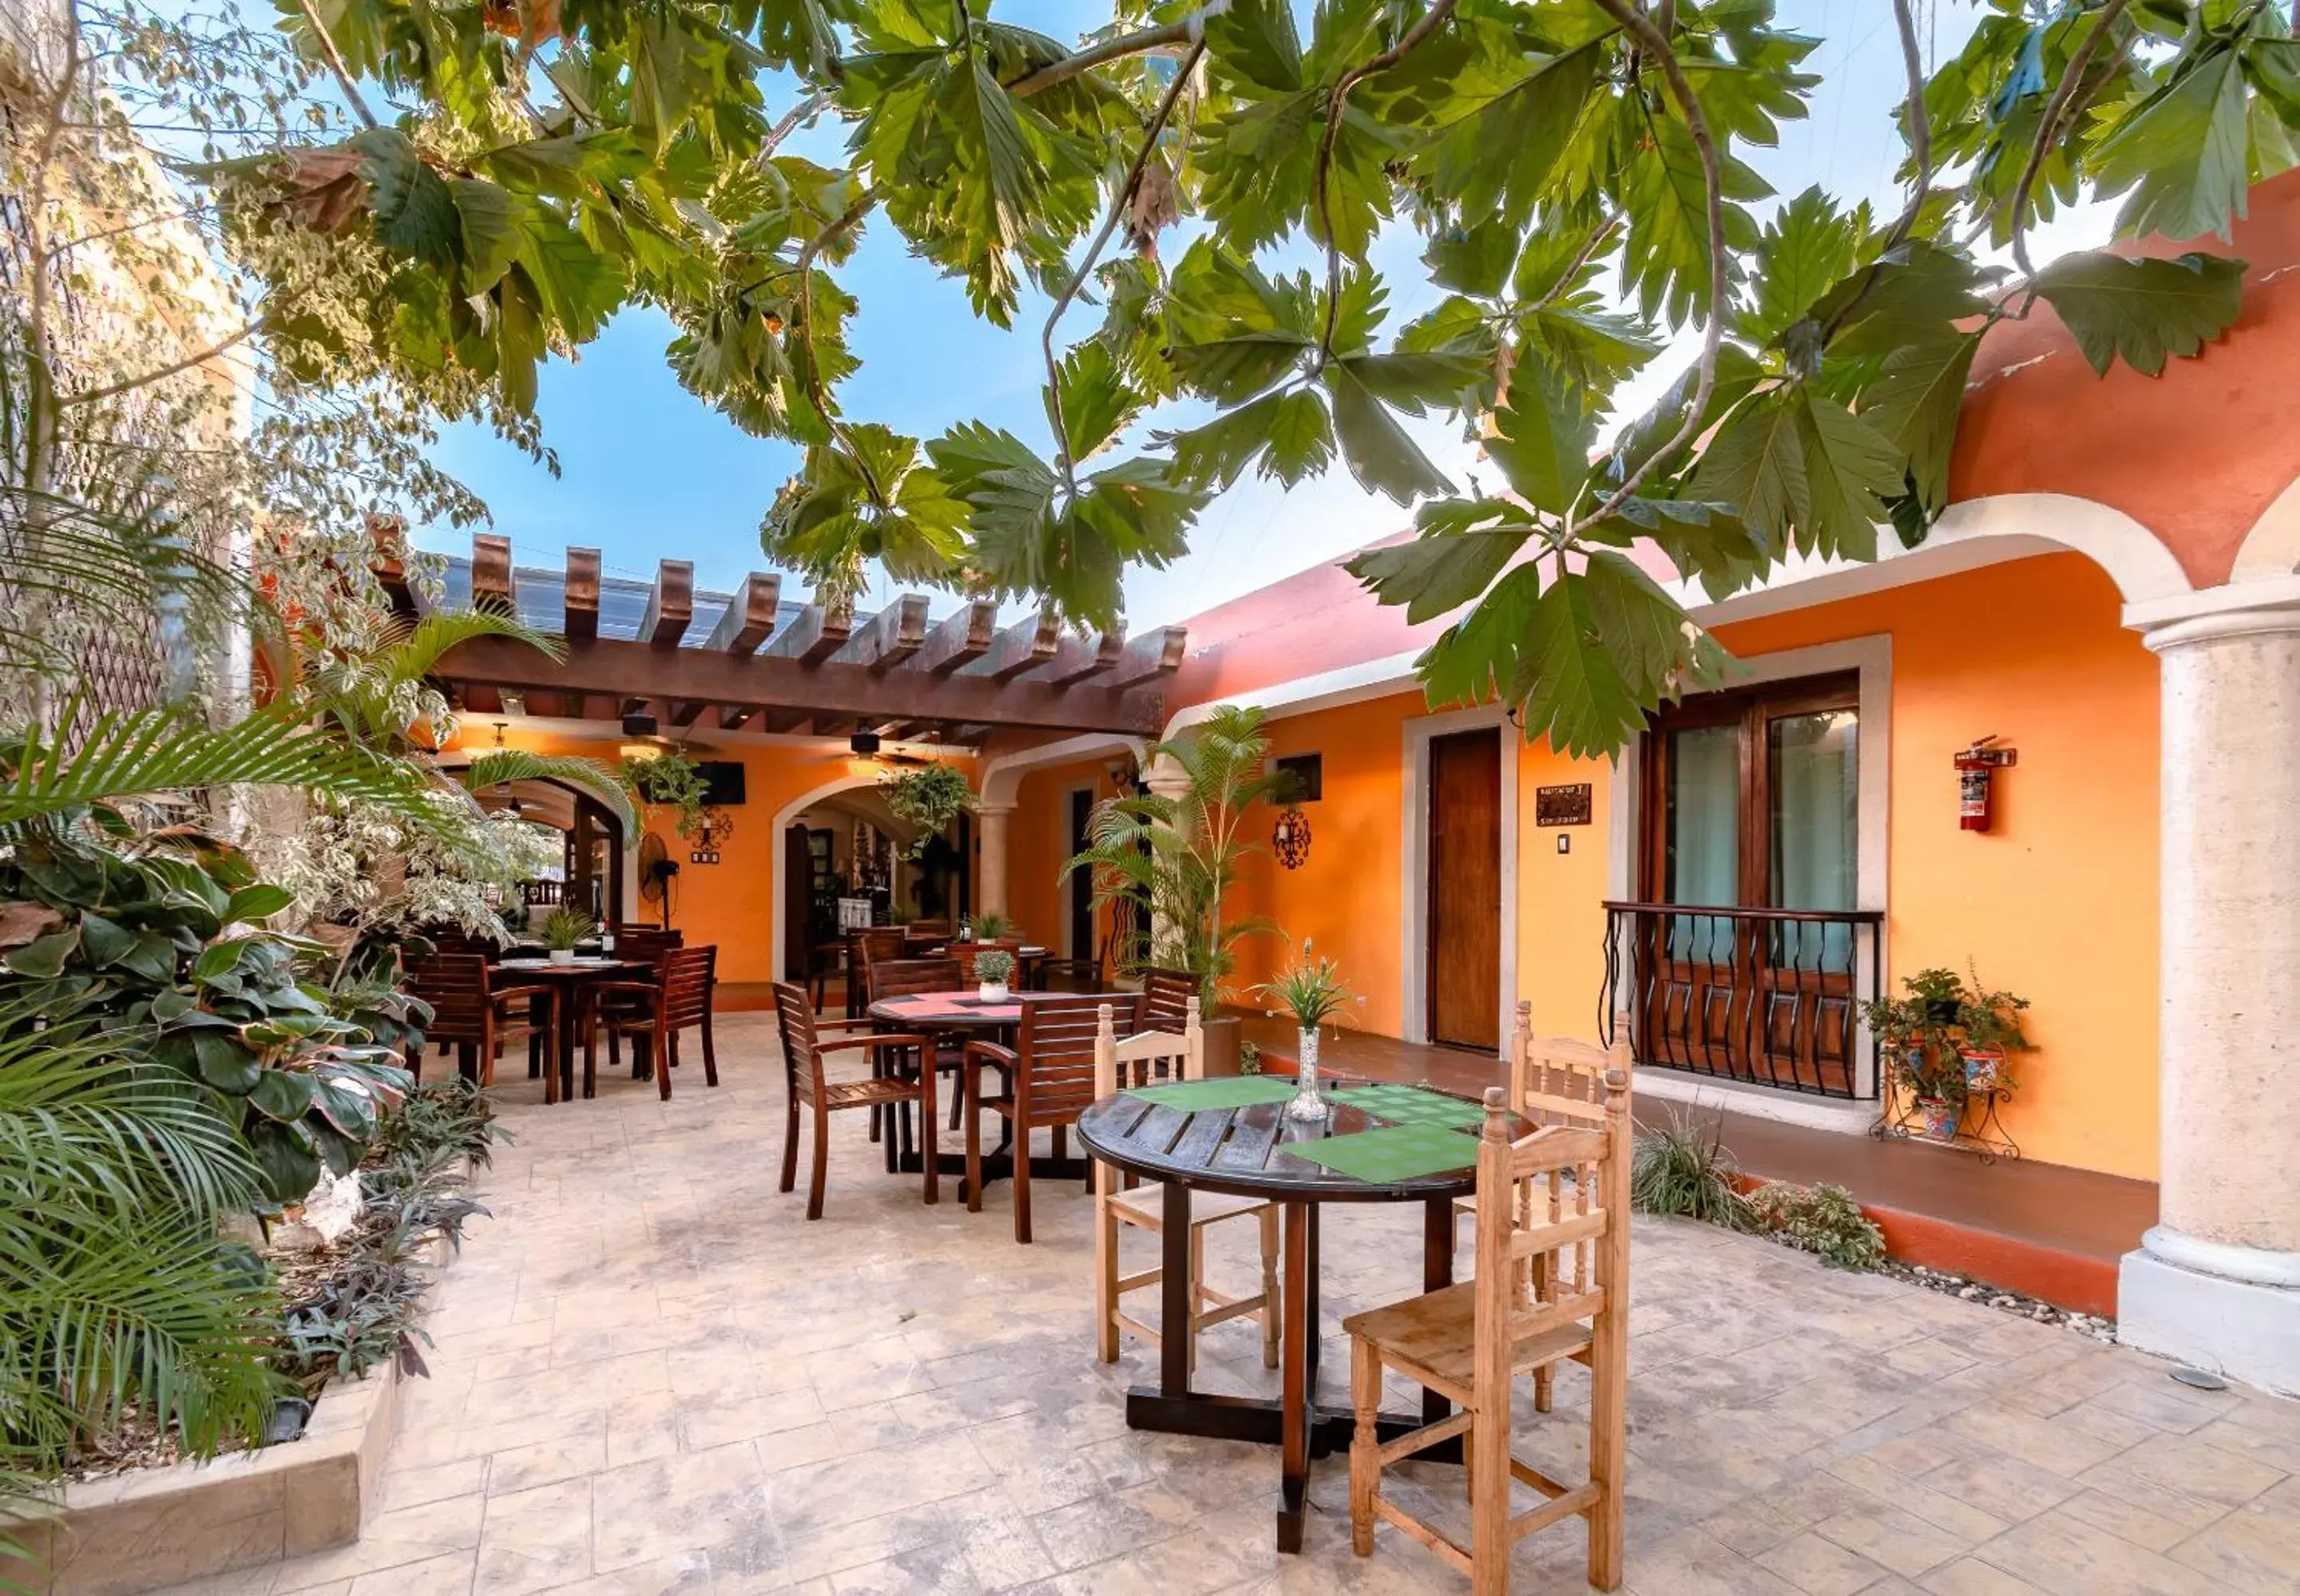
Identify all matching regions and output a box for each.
[1036,929,1116,992]
[771,982,938,1219]
[866,956,964,1146]
[845,926,910,1016]
[404,953,561,1098]
[590,945,718,1102]
[599,926,683,1071]
[1092,999,1279,1372]
[1345,1071,1633,1593]
[1140,966,1200,1034]
[962,992,1140,1243]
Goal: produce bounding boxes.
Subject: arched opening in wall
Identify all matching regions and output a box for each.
[470,776,625,929]
[769,773,971,987]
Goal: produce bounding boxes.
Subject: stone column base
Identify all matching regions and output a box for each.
[2119,1234,2300,1396]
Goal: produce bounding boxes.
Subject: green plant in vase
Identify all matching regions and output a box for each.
[973,948,1016,1001]
[1862,965,2032,1143]
[968,910,1013,943]
[540,907,593,964]
[1258,954,1358,1121]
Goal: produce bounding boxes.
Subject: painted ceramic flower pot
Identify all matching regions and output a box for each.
[1961,1048,2004,1091]
[1285,1026,1329,1121]
[1917,1097,1961,1143]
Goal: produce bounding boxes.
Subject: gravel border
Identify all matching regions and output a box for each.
[1885,1258,2118,1345]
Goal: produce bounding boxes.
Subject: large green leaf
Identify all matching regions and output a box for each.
[1739,185,1862,354]
[2032,251,2247,376]
[352,128,458,267]
[1482,380,1595,515]
[1346,511,1531,624]
[1860,332,1982,517]
[1696,388,1898,562]
[2092,45,2251,243]
[1322,363,1452,505]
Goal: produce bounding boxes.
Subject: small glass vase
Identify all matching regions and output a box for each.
[1285,1025,1329,1121]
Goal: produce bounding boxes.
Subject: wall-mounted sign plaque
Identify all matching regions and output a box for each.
[1535,783,1593,827]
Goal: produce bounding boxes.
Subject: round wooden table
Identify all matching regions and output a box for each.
[496,956,643,1101]
[1075,1089,1481,1553]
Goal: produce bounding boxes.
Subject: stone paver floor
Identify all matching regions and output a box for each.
[157,1011,2300,1595]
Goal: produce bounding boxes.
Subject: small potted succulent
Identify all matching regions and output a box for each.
[1259,953,1358,1122]
[541,905,593,965]
[974,948,1016,1004]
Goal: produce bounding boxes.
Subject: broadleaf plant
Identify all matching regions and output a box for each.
[75,0,2296,754]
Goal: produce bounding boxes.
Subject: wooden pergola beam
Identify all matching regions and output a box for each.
[639,560,693,648]
[965,609,1059,684]
[564,549,601,642]
[704,573,780,655]
[832,595,930,672]
[1035,627,1127,687]
[764,601,852,666]
[471,533,516,612]
[1108,624,1189,688]
[912,599,999,677]
[434,634,1165,736]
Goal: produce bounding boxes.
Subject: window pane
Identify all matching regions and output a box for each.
[1664,723,1739,959]
[1769,709,1858,972]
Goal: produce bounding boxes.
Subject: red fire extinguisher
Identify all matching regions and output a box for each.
[1954,737,2017,832]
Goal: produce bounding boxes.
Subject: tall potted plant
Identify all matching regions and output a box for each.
[1062,706,1279,1072]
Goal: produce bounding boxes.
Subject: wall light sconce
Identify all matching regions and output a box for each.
[1274,806,1311,869]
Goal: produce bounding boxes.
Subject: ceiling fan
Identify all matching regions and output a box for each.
[848,730,938,767]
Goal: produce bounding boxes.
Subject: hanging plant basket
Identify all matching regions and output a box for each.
[880,763,974,857]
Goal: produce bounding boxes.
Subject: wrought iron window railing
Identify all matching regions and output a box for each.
[1601,901,1883,1100]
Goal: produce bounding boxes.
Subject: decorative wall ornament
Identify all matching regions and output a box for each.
[1274,806,1311,869]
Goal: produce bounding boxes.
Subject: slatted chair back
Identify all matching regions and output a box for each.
[954,938,1025,986]
[1140,967,1199,1035]
[406,953,493,1045]
[1017,993,1141,1126]
[870,956,962,1000]
[616,927,684,972]
[772,980,825,1103]
[659,946,715,1027]
[907,919,951,941]
[851,927,910,1000]
[1509,1000,1630,1128]
[615,922,683,944]
[1092,996,1200,1096]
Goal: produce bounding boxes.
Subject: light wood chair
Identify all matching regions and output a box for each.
[1345,1068,1633,1594]
[1091,999,1281,1373]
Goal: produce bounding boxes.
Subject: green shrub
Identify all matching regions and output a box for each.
[1629,1108,1752,1230]
[1748,1182,1886,1270]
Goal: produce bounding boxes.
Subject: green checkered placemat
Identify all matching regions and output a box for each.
[1330,1082,1487,1130]
[1287,1123,1481,1183]
[1123,1076,1300,1111]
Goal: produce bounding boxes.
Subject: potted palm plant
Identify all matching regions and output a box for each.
[966,910,1013,943]
[1260,954,1358,1121]
[974,948,1016,1004]
[541,905,593,965]
[1062,705,1281,1075]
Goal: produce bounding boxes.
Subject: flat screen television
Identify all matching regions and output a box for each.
[697,760,746,806]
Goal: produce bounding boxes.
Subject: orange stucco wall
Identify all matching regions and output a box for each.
[444,727,976,985]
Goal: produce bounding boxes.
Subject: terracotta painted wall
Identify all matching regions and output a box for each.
[445,727,976,985]
[1007,758,1129,963]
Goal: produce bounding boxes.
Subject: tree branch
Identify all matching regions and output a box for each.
[2003,0,2131,282]
[763,88,831,158]
[793,190,881,497]
[56,325,262,409]
[295,0,378,129]
[1005,16,1204,99]
[1884,0,1930,250]
[1572,0,1724,531]
[1041,38,1208,489]
[1313,0,1459,369]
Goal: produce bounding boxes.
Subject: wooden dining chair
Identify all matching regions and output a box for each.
[771,982,938,1220]
[590,945,718,1101]
[862,956,966,1147]
[963,992,1141,1243]
[1140,966,1200,1034]
[847,925,910,1016]
[404,952,561,1096]
[1345,1071,1633,1593]
[599,926,683,1071]
[1091,998,1280,1372]
[1037,928,1117,992]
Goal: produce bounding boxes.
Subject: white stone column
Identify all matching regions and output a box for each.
[975,802,1013,920]
[2120,598,2300,1391]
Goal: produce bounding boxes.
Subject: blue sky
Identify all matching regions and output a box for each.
[418,2,2109,627]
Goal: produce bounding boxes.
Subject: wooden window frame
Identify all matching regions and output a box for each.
[1638,671,1861,910]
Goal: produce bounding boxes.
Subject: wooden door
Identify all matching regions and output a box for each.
[783,824,812,980]
[1428,729,1501,1050]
